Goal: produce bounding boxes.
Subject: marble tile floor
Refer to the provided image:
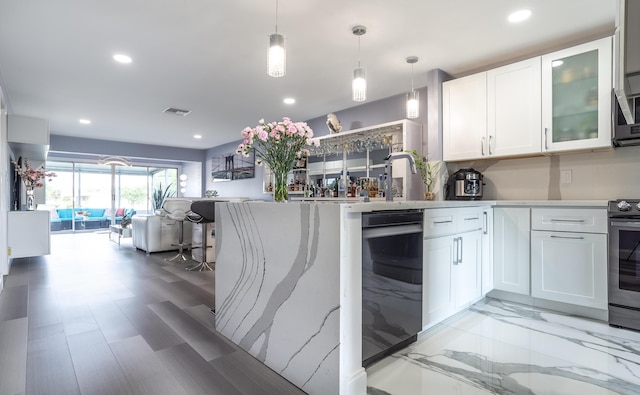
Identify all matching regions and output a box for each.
[367,298,640,395]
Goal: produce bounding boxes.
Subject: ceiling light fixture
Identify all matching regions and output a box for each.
[194,134,202,139]
[406,56,419,119]
[508,9,532,23]
[352,25,367,102]
[113,54,132,64]
[283,97,295,104]
[267,0,286,77]
[79,119,91,125]
[98,156,131,167]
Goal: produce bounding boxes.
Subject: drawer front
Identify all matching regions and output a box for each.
[457,207,483,233]
[531,208,607,233]
[424,208,457,238]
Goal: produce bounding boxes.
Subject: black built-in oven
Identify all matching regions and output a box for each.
[609,200,640,330]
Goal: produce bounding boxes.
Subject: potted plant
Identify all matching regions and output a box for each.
[152,182,175,212]
[405,149,441,200]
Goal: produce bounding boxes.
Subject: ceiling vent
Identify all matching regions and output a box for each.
[163,107,191,116]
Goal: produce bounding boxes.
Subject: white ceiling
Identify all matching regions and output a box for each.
[0,0,616,150]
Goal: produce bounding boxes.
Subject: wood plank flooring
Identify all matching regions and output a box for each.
[0,232,306,395]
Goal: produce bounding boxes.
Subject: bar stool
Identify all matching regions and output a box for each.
[185,200,216,271]
[162,198,193,262]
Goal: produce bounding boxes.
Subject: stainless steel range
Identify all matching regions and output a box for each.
[608,200,640,331]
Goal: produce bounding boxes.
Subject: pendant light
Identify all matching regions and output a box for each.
[406,56,419,119]
[352,25,367,102]
[268,0,286,77]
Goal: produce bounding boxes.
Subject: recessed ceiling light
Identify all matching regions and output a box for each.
[551,60,564,67]
[113,54,132,64]
[194,134,202,139]
[79,119,91,124]
[283,97,296,104]
[508,9,532,23]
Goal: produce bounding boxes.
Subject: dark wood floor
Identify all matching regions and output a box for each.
[0,232,307,395]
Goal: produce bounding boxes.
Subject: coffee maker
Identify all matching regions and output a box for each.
[445,168,483,200]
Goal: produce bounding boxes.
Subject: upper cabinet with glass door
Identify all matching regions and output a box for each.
[541,36,612,153]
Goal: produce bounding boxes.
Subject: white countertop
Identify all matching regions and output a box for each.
[248,199,609,212]
[341,199,609,212]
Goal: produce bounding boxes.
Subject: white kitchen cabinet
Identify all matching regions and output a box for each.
[530,207,608,310]
[487,57,542,157]
[442,72,487,161]
[481,208,494,296]
[8,211,51,258]
[454,230,482,310]
[443,58,542,162]
[423,235,455,327]
[531,231,607,309]
[423,207,483,328]
[541,36,612,153]
[493,207,530,295]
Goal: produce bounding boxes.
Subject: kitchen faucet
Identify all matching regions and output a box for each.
[384,152,417,201]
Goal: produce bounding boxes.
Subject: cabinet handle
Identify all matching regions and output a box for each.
[458,237,463,264]
[434,220,453,224]
[481,137,486,156]
[453,237,459,265]
[483,211,488,234]
[549,219,585,223]
[550,235,584,240]
[464,217,479,221]
[488,135,493,155]
[544,127,549,150]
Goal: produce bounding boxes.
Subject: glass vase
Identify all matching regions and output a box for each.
[272,168,289,203]
[26,187,35,211]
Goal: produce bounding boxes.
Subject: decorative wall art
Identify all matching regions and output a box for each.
[211,151,255,181]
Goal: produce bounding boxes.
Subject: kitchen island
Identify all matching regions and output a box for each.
[214,200,493,394]
[214,199,608,395]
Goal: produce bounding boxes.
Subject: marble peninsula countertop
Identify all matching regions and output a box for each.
[284,198,609,213]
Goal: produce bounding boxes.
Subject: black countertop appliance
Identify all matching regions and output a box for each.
[446,168,483,200]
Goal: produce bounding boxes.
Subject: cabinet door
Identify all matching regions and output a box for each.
[487,57,542,158]
[442,72,487,161]
[531,231,607,309]
[493,208,530,295]
[8,211,51,258]
[423,236,455,328]
[481,208,494,296]
[454,230,482,310]
[542,36,612,153]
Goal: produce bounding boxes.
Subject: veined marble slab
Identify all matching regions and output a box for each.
[215,202,342,394]
[367,299,640,395]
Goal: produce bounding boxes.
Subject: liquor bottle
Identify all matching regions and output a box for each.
[338,171,346,198]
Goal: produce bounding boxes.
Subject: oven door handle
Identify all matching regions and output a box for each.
[611,221,640,228]
[362,224,423,239]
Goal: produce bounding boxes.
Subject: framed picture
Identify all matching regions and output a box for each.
[211,150,255,181]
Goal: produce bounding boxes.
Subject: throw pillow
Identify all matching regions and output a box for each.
[116,208,125,217]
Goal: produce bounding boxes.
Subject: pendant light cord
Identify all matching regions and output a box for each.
[411,62,415,91]
[357,35,361,67]
[275,0,279,34]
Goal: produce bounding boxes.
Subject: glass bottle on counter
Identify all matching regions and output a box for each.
[338,171,347,198]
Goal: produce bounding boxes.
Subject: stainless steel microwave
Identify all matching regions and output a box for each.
[614,92,640,147]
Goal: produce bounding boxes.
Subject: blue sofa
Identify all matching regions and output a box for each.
[50,208,135,231]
